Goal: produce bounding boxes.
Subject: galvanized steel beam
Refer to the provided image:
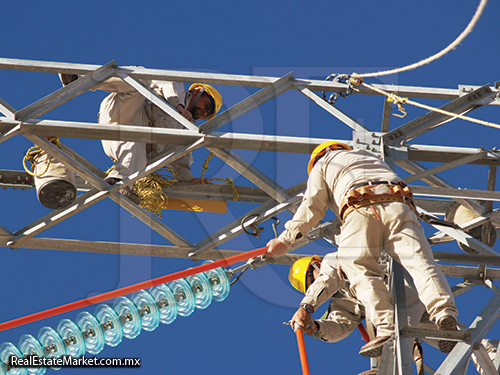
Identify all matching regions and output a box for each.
[0,118,338,154]
[296,86,370,132]
[384,84,495,146]
[436,290,500,375]
[402,151,488,183]
[116,72,199,132]
[2,57,493,100]
[200,72,295,134]
[15,61,117,122]
[0,96,15,118]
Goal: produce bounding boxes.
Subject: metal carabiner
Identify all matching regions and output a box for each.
[241,214,264,238]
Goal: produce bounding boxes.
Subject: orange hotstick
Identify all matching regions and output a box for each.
[294,324,311,375]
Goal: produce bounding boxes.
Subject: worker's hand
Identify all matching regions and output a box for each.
[266,238,288,257]
[176,104,193,122]
[291,307,318,336]
[190,178,212,184]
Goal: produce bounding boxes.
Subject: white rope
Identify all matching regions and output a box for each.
[360,82,500,130]
[354,0,488,78]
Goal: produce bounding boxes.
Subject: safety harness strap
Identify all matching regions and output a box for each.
[340,182,416,222]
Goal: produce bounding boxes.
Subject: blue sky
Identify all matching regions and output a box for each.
[1,1,500,374]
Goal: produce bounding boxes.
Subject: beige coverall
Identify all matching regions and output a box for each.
[279,149,458,337]
[302,253,426,342]
[304,252,496,374]
[97,77,195,182]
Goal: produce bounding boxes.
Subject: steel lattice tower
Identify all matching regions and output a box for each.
[1,58,500,375]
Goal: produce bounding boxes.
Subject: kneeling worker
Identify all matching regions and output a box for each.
[289,253,427,350]
[289,253,496,374]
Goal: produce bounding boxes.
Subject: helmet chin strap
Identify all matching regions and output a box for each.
[311,262,321,273]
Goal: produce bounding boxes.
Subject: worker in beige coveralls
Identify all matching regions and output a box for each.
[267,141,459,357]
[59,73,223,204]
[288,253,430,345]
[289,253,494,375]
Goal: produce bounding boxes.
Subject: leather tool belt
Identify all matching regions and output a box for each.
[339,181,416,222]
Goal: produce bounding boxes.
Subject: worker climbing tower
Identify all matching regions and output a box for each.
[0,54,499,375]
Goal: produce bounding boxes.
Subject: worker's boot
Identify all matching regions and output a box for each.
[436,316,457,353]
[105,177,141,205]
[359,335,390,358]
[358,370,377,375]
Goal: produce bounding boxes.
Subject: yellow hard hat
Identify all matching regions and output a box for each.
[188,83,223,121]
[307,141,351,175]
[288,255,321,294]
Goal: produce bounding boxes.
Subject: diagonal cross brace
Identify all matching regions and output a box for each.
[116,72,199,132]
[295,86,370,132]
[7,189,110,249]
[472,343,498,375]
[0,224,12,236]
[207,148,296,212]
[189,191,305,258]
[435,289,500,375]
[0,102,23,146]
[396,159,498,221]
[428,208,500,245]
[402,151,488,184]
[384,84,494,146]
[15,60,117,122]
[416,207,500,257]
[8,135,203,248]
[0,124,23,146]
[199,72,295,134]
[0,96,16,118]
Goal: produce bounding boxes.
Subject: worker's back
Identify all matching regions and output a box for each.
[312,149,400,213]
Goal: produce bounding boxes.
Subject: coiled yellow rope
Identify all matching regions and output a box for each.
[23,137,62,177]
[132,152,239,218]
[133,167,177,218]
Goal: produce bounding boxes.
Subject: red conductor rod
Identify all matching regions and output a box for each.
[294,326,311,375]
[0,247,268,333]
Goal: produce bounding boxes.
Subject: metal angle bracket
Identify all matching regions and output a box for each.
[386,141,409,164]
[353,131,384,159]
[459,84,500,106]
[0,170,34,190]
[306,219,341,243]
